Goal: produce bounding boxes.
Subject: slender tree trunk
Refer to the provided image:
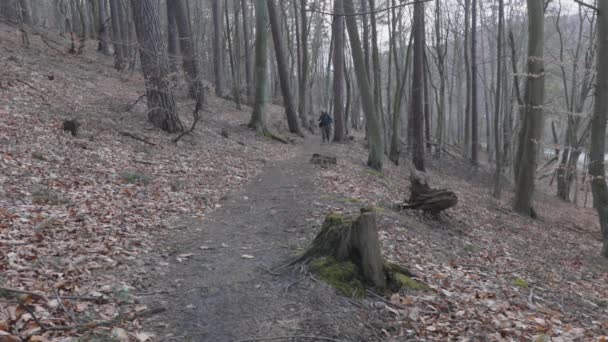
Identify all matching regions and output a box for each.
[410,0,425,171]
[298,0,311,131]
[241,0,253,102]
[267,0,300,134]
[212,0,226,97]
[470,0,479,163]
[513,0,545,217]
[343,0,383,170]
[492,0,504,198]
[463,0,471,157]
[249,0,269,133]
[590,0,608,256]
[368,0,384,150]
[97,0,111,55]
[130,0,182,133]
[117,1,130,60]
[171,0,203,102]
[166,1,179,73]
[227,0,242,109]
[332,0,345,142]
[109,0,125,70]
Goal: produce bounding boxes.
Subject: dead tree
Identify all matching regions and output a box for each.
[398,167,458,216]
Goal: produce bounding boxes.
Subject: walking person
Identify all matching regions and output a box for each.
[318,111,333,143]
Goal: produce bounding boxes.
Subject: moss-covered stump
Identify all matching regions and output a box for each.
[300,208,420,294]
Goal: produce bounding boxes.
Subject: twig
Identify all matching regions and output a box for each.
[574,0,599,12]
[234,336,343,342]
[133,159,157,165]
[55,290,79,324]
[0,286,49,302]
[15,79,48,103]
[18,297,48,331]
[118,130,156,146]
[173,100,201,143]
[366,289,407,311]
[127,93,146,111]
[42,307,166,332]
[285,277,305,292]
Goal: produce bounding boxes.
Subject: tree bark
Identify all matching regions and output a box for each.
[410,0,425,171]
[267,0,301,134]
[97,0,111,55]
[241,0,253,102]
[298,0,311,131]
[463,0,471,157]
[109,0,125,70]
[166,1,179,72]
[590,0,608,257]
[513,0,545,217]
[130,0,182,133]
[249,0,269,134]
[470,0,479,163]
[332,0,345,142]
[212,0,226,97]
[343,0,383,170]
[492,0,504,198]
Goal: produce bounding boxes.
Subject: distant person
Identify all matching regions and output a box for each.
[318,111,333,143]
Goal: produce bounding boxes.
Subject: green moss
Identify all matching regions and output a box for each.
[345,197,360,204]
[363,168,385,179]
[310,257,365,297]
[120,171,151,185]
[394,273,428,291]
[513,278,529,288]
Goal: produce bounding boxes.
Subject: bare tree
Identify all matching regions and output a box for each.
[343,0,383,170]
[267,0,301,134]
[410,0,425,171]
[249,0,269,134]
[492,0,504,198]
[109,0,125,70]
[97,0,111,55]
[332,0,345,142]
[590,0,608,257]
[470,0,479,162]
[513,0,545,217]
[130,0,182,133]
[211,0,226,97]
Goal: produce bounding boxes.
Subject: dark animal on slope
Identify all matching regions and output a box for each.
[62,119,80,136]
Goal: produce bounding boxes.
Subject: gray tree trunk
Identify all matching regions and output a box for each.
[249,0,269,133]
[471,0,479,162]
[212,0,226,97]
[298,0,311,131]
[130,0,182,132]
[492,0,504,198]
[343,0,383,170]
[513,0,545,217]
[241,0,253,102]
[170,0,204,101]
[166,1,179,72]
[97,0,111,55]
[332,0,345,142]
[109,0,125,70]
[410,0,425,171]
[589,0,608,257]
[267,0,300,134]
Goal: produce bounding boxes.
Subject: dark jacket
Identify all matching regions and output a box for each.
[318,113,333,127]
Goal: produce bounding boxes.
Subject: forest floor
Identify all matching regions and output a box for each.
[1,23,608,342]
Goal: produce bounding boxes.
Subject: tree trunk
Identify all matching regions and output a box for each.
[298,0,311,131]
[166,1,179,73]
[332,0,345,142]
[267,0,300,135]
[170,0,204,102]
[470,0,479,163]
[513,0,545,217]
[492,0,504,198]
[241,0,253,102]
[226,0,242,109]
[590,0,608,256]
[109,0,125,70]
[130,0,182,133]
[249,0,269,134]
[410,0,425,171]
[463,0,471,157]
[343,0,383,170]
[368,0,384,150]
[212,0,226,97]
[97,0,111,55]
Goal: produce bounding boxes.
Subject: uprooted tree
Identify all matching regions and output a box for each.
[397,167,458,216]
[289,208,423,296]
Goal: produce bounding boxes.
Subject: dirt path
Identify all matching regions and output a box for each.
[142,140,377,342]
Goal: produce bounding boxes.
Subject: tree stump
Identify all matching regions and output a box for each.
[296,208,418,294]
[397,168,458,216]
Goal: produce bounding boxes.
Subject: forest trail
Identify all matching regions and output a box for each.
[142,138,375,342]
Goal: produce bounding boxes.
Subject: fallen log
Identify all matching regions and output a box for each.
[397,167,458,216]
[310,153,337,167]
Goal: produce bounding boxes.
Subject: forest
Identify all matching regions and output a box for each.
[0,0,607,341]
